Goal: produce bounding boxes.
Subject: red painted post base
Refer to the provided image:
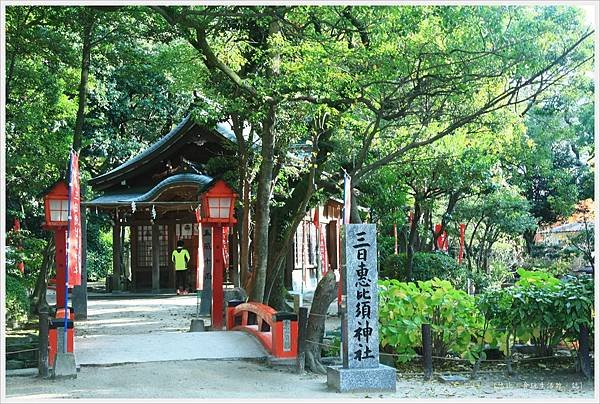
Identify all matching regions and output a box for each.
[212,225,224,330]
[48,308,74,368]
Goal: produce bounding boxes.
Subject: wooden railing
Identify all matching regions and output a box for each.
[226,300,298,359]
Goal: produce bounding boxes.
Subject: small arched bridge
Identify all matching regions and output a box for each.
[226,300,298,359]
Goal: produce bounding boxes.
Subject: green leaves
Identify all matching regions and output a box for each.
[379,278,484,364]
[478,272,594,356]
[380,271,593,365]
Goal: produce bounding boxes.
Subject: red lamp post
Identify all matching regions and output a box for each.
[42,181,70,308]
[199,179,237,330]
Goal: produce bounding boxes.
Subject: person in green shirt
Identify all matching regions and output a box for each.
[172,240,190,295]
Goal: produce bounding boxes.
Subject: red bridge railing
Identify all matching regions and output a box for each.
[226,300,298,359]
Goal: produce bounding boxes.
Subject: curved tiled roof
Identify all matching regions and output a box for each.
[89,116,240,188]
[90,116,193,186]
[133,173,214,202]
[85,173,214,206]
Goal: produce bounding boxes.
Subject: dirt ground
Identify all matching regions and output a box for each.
[76,293,202,336]
[4,359,596,400]
[4,293,596,401]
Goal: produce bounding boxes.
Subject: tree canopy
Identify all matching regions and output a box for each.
[4,4,594,306]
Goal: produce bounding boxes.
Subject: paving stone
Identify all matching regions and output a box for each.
[437,375,469,384]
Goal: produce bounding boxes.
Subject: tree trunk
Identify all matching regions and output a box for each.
[264,117,329,304]
[240,173,251,289]
[523,228,536,255]
[266,262,286,310]
[251,104,277,302]
[349,186,362,224]
[407,198,422,281]
[31,235,54,315]
[72,9,95,152]
[431,191,461,250]
[304,268,337,374]
[231,114,253,293]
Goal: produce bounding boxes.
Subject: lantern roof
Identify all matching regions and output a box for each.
[203,178,238,197]
[43,180,69,199]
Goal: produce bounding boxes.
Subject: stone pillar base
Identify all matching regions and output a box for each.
[52,353,77,379]
[327,364,396,393]
[189,319,206,332]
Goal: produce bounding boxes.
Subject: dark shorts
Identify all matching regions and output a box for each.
[176,270,188,289]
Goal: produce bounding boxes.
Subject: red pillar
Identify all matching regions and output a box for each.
[212,224,224,330]
[55,227,67,308]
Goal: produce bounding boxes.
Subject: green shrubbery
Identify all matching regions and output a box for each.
[379,270,594,364]
[380,252,462,283]
[379,278,489,364]
[86,226,112,281]
[478,269,594,357]
[380,251,513,293]
[6,275,30,325]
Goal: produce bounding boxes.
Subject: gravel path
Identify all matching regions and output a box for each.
[5,359,595,400]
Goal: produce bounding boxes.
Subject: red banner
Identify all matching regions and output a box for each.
[222,226,229,273]
[13,218,25,273]
[435,224,448,252]
[66,150,81,287]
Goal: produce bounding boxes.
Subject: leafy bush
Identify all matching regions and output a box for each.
[322,335,341,358]
[86,228,112,281]
[467,262,513,292]
[5,229,47,289]
[380,252,463,286]
[380,253,406,280]
[521,255,574,278]
[6,275,30,325]
[478,269,594,357]
[379,278,487,364]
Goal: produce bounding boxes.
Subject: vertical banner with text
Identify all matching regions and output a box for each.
[66,150,82,287]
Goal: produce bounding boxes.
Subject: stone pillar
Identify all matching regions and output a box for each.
[327,224,396,393]
[152,222,160,292]
[72,207,87,320]
[112,214,121,292]
[200,226,212,315]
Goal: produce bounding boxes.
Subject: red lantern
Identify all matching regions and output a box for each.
[43,181,69,227]
[198,179,237,330]
[200,179,237,224]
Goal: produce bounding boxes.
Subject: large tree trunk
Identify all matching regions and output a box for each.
[264,117,329,305]
[72,9,95,152]
[240,175,251,289]
[251,105,277,302]
[304,268,337,374]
